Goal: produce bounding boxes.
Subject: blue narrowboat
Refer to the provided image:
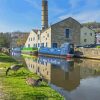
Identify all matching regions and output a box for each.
[38,43,74,58]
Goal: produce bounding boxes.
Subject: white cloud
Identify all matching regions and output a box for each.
[69,0,100,10]
[69,0,82,9]
[59,10,100,23]
[24,0,40,10]
[59,0,100,23]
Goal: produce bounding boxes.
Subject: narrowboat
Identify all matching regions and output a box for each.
[38,43,74,58]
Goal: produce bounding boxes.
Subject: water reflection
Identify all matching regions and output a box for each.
[23,56,100,100]
[11,52,22,62]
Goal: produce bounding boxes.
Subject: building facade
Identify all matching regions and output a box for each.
[50,17,81,47]
[80,26,96,46]
[25,30,38,48]
[25,17,96,48]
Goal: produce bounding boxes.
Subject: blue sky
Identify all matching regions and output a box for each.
[0,0,100,32]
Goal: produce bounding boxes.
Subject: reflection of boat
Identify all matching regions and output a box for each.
[38,43,74,58]
[24,56,80,91]
[12,47,21,53]
[38,56,74,72]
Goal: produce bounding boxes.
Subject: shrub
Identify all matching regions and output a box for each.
[96,46,100,48]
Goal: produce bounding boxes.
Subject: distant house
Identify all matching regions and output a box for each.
[10,32,29,49]
[25,30,41,48]
[80,26,96,46]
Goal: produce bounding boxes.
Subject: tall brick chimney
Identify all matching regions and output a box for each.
[42,0,48,30]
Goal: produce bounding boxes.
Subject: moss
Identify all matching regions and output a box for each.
[0,53,64,100]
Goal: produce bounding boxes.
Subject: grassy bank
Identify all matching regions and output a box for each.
[0,53,64,100]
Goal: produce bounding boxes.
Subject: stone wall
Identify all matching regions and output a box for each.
[75,48,100,59]
[51,17,81,47]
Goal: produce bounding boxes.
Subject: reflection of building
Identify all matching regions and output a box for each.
[24,56,100,100]
[24,57,51,81]
[79,59,100,78]
[24,56,100,88]
[24,56,80,91]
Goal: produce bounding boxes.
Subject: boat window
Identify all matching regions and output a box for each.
[84,39,87,42]
[70,44,74,48]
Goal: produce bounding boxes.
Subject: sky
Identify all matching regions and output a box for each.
[0,0,100,32]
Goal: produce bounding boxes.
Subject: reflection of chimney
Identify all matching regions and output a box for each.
[42,0,48,30]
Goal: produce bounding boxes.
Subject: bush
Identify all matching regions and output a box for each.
[96,46,100,48]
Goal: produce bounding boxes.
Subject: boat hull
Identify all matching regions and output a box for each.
[38,53,74,59]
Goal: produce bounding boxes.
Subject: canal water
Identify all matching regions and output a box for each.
[11,52,100,100]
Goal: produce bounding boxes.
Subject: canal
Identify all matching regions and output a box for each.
[11,52,100,100]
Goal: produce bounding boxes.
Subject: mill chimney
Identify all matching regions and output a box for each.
[42,0,48,30]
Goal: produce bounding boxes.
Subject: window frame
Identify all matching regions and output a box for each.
[65,28,71,38]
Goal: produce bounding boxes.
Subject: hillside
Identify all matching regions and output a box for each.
[82,22,100,33]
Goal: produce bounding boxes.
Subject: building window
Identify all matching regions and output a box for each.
[84,33,87,35]
[36,43,37,47]
[84,39,87,42]
[38,43,40,47]
[29,38,30,41]
[52,43,57,48]
[38,35,40,40]
[47,33,49,37]
[65,29,70,38]
[28,44,30,47]
[41,43,44,47]
[33,44,35,47]
[33,37,35,41]
[90,33,92,36]
[46,42,48,47]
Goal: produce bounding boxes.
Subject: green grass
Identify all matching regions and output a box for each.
[96,46,100,48]
[0,53,64,100]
